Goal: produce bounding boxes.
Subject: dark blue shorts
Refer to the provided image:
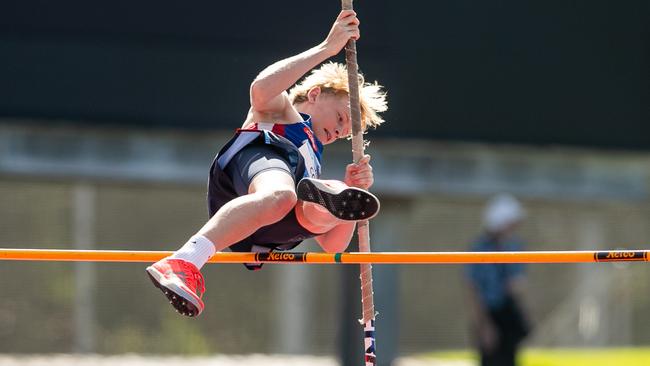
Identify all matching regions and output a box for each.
[224,145,295,195]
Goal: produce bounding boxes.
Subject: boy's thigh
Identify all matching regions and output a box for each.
[225,145,295,195]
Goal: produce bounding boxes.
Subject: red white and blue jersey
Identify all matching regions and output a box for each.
[215,114,323,180]
[248,119,323,164]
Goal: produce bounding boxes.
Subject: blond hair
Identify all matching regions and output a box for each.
[288,62,388,130]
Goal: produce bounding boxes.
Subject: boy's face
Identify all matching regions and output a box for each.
[302,90,352,145]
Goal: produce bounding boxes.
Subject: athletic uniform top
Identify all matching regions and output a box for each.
[207,113,324,270]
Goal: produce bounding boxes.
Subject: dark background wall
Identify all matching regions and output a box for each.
[1,0,648,149]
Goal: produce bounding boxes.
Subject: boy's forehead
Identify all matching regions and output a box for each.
[318,93,348,108]
[335,95,351,108]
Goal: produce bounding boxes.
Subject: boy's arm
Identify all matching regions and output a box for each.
[314,222,356,253]
[249,47,329,115]
[249,10,360,114]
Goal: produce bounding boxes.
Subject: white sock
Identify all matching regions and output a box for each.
[170,235,217,270]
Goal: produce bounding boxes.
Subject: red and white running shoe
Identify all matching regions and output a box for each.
[146,258,205,317]
[296,178,380,221]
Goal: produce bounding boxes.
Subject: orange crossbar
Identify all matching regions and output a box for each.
[0,248,648,264]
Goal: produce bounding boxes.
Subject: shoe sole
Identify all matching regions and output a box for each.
[146,266,203,317]
[297,178,380,221]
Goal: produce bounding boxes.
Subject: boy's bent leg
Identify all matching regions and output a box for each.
[199,146,298,247]
[197,169,296,243]
[296,178,380,221]
[147,170,297,317]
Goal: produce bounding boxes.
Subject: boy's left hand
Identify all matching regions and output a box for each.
[344,154,373,190]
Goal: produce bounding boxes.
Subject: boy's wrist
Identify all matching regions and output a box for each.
[316,42,338,59]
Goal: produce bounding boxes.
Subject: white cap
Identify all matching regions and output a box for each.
[483,194,526,232]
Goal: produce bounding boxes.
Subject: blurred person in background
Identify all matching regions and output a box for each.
[145,10,388,317]
[466,194,532,366]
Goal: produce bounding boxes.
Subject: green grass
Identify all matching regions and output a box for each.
[424,348,650,366]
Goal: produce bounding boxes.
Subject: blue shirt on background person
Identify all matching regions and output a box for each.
[466,235,526,310]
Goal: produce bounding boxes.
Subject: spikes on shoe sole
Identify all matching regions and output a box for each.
[147,272,199,318]
[297,179,379,221]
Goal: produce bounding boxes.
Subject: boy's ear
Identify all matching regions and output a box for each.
[307,86,321,102]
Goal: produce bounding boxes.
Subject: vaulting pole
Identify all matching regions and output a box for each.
[340,1,377,365]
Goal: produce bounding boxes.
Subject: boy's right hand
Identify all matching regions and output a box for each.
[322,10,361,57]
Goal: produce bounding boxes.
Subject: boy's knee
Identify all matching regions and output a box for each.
[270,188,298,213]
[256,188,297,223]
